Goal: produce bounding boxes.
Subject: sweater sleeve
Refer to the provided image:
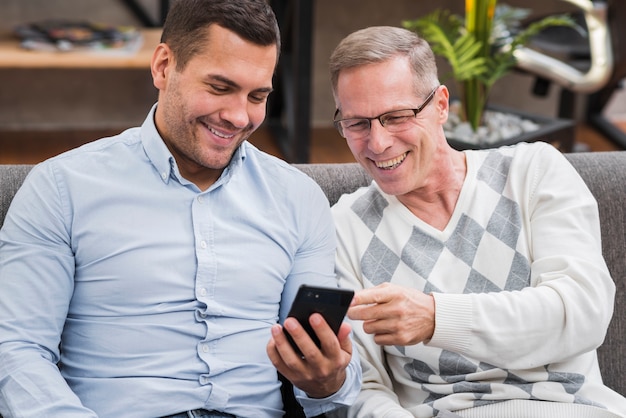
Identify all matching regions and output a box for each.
[429,143,615,370]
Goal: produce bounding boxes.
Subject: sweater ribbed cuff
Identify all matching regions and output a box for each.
[428,292,473,353]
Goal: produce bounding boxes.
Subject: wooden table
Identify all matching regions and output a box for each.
[0,28,162,69]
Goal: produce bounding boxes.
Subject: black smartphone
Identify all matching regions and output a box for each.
[284,285,354,355]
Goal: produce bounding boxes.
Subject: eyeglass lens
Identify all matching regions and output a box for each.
[334,86,438,139]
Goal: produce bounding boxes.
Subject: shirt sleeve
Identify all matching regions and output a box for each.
[295,347,362,417]
[0,163,98,417]
[280,176,362,415]
[429,144,616,369]
[278,175,338,323]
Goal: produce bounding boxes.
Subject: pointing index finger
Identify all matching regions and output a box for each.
[351,285,391,307]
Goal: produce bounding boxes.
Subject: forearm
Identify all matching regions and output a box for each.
[430,271,612,369]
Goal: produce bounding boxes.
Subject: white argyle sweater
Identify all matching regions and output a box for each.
[332,142,626,418]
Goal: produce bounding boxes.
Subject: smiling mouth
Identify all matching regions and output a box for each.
[201,121,236,139]
[375,152,408,170]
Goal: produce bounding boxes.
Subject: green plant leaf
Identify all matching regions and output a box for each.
[480,53,516,87]
[403,11,488,81]
[403,4,578,133]
[452,34,488,80]
[509,14,577,50]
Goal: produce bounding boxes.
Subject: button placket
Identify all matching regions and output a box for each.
[192,191,214,304]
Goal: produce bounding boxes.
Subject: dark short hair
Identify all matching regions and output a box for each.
[161,0,281,70]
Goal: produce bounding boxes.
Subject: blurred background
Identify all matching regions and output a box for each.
[0,0,624,163]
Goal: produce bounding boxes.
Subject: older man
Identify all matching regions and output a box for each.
[329,25,626,418]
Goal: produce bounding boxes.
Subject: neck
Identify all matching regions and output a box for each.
[398,150,467,230]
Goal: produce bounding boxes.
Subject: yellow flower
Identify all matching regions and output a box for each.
[466,0,475,32]
[487,0,496,20]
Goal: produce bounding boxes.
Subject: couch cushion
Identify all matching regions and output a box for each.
[0,164,32,227]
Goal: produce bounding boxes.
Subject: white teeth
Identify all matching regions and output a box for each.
[208,126,235,139]
[376,152,408,170]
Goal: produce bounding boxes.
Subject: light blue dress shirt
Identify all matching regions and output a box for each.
[0,105,360,418]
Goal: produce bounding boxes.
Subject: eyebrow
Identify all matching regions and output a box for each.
[207,74,274,94]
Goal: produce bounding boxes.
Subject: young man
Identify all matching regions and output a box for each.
[329,26,626,417]
[0,1,360,417]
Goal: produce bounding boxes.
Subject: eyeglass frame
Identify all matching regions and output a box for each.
[333,85,440,139]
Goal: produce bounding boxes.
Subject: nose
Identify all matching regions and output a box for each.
[219,95,251,129]
[367,118,393,154]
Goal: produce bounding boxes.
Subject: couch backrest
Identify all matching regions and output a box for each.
[1,152,624,397]
[0,165,32,224]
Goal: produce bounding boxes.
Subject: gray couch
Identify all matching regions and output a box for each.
[0,151,624,416]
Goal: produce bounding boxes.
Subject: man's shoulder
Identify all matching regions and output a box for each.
[42,128,142,168]
[468,141,564,178]
[331,182,378,214]
[490,141,559,160]
[242,141,322,189]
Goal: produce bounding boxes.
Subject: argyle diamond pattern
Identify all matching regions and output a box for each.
[348,149,558,414]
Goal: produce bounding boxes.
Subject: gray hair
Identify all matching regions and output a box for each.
[329,26,439,98]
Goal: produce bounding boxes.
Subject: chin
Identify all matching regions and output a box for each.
[368,175,401,195]
[379,185,407,197]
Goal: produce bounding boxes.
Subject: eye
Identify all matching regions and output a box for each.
[249,93,269,104]
[384,115,410,125]
[209,84,229,94]
[382,111,414,126]
[344,119,369,131]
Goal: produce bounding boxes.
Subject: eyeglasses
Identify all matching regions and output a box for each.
[333,86,439,140]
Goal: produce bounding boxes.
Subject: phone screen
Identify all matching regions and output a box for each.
[284,285,354,355]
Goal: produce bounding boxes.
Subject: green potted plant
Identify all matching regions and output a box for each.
[403,0,575,134]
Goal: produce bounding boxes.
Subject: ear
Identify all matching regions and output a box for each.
[435,85,450,124]
[151,43,173,91]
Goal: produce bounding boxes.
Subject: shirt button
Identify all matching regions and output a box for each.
[202,344,209,353]
[197,196,204,204]
[161,172,167,180]
[200,288,207,296]
[200,241,207,249]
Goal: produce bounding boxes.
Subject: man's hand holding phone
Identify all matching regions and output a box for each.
[266,285,354,399]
